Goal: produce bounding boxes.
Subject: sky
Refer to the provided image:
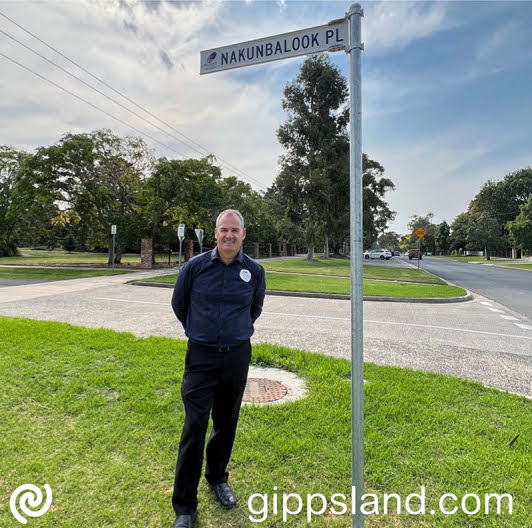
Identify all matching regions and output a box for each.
[1,0,532,234]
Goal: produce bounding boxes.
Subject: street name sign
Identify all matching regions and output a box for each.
[415,228,426,238]
[200,20,347,75]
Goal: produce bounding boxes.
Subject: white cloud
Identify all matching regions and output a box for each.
[363,1,455,52]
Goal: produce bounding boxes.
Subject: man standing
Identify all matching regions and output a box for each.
[171,209,266,528]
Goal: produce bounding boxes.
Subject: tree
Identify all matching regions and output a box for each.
[507,196,532,254]
[449,212,470,254]
[467,211,508,260]
[469,167,532,235]
[377,231,401,251]
[0,146,24,255]
[0,146,60,255]
[407,213,435,252]
[362,155,395,248]
[435,221,450,254]
[143,156,222,254]
[276,55,349,260]
[39,130,153,264]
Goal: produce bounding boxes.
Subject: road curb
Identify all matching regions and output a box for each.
[128,281,473,303]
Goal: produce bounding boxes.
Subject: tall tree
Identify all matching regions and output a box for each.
[276,55,348,260]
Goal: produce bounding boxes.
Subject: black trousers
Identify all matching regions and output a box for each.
[172,339,251,515]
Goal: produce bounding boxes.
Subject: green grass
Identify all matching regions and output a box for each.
[0,317,529,527]
[0,267,134,281]
[0,248,144,265]
[137,272,466,298]
[429,255,514,263]
[492,263,532,271]
[262,257,445,284]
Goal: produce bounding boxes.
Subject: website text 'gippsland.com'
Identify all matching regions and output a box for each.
[247,486,513,522]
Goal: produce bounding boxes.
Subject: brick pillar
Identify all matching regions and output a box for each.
[291,244,297,256]
[268,243,272,258]
[253,243,259,259]
[184,240,194,261]
[140,238,153,269]
[280,242,287,257]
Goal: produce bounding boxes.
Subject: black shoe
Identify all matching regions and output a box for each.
[209,482,237,509]
[172,511,197,528]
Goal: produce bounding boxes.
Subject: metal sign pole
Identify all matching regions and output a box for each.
[348,4,364,528]
[111,225,117,272]
[178,239,183,273]
[199,9,364,524]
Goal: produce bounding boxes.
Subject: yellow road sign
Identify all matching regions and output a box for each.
[415,227,426,238]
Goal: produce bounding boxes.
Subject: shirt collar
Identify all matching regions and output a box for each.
[211,247,243,264]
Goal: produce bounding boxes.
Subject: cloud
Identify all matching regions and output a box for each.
[159,49,174,70]
[363,1,456,52]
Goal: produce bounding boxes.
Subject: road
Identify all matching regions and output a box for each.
[407,256,532,320]
[0,273,530,398]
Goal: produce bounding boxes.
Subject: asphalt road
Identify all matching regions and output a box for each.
[0,273,530,398]
[407,256,532,320]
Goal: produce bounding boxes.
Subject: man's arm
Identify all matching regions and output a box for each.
[172,261,193,329]
[251,265,266,323]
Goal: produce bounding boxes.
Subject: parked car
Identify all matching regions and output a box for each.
[408,248,422,260]
[365,249,392,260]
[393,250,400,256]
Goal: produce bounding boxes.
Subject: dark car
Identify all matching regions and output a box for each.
[408,248,422,260]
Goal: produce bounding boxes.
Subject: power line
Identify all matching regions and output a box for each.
[0,10,268,191]
[0,51,190,158]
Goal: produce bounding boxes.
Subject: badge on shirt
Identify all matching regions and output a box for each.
[240,269,251,282]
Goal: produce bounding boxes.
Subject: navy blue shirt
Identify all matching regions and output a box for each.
[172,248,266,347]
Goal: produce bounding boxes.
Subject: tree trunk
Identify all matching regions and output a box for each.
[323,234,330,259]
[107,236,113,265]
[485,246,490,261]
[306,215,315,261]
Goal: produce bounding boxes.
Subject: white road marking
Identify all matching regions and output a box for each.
[500,315,520,321]
[94,299,532,341]
[263,311,532,340]
[264,311,348,321]
[96,297,168,306]
[487,307,505,313]
[515,323,532,330]
[479,301,492,306]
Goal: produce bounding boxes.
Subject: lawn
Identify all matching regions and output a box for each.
[0,317,529,527]
[492,263,532,271]
[137,272,466,298]
[428,256,514,263]
[0,249,143,265]
[261,258,445,284]
[0,267,134,281]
